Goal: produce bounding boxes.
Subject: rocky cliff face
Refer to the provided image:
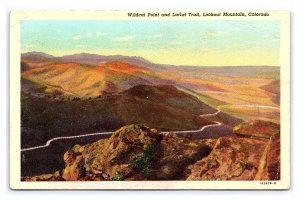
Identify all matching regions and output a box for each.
[188,120,280,180]
[23,120,280,181]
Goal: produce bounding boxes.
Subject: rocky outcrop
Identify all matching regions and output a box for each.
[23,170,63,181]
[84,124,164,180]
[23,124,215,181]
[62,144,86,181]
[59,124,215,181]
[187,136,265,180]
[23,120,280,181]
[188,120,280,181]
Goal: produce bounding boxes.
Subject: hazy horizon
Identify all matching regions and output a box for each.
[22,50,281,68]
[21,20,280,66]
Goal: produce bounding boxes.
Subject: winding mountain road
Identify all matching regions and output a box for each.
[21,104,279,152]
[21,132,113,152]
[21,107,224,152]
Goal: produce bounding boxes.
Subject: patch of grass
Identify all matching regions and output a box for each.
[129,144,158,177]
[111,171,125,181]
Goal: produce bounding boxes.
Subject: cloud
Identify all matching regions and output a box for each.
[86,33,93,38]
[112,35,135,42]
[72,32,106,40]
[96,32,105,36]
[148,34,163,39]
[216,31,227,36]
[72,34,82,40]
[75,44,87,48]
[186,30,227,41]
[169,40,185,45]
[23,44,35,48]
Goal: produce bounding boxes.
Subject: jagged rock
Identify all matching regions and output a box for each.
[22,170,63,181]
[62,144,86,181]
[91,124,163,180]
[187,136,264,180]
[154,137,214,179]
[188,120,280,181]
[23,121,280,181]
[28,124,214,181]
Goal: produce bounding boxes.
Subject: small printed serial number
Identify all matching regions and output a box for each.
[260,181,277,185]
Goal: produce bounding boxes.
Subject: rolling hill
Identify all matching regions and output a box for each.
[21,84,216,149]
[260,79,280,105]
[21,51,279,122]
[21,51,56,69]
[21,60,173,98]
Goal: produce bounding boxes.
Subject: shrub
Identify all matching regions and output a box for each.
[129,144,158,177]
[111,171,125,181]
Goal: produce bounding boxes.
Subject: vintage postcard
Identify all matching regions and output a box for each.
[10,10,290,189]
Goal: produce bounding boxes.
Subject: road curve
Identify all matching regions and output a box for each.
[21,104,279,152]
[199,110,221,117]
[21,117,223,152]
[161,121,222,135]
[21,132,113,152]
[21,120,223,152]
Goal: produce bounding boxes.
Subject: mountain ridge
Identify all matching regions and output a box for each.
[22,51,280,69]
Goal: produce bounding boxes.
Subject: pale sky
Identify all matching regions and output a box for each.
[21,20,280,66]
